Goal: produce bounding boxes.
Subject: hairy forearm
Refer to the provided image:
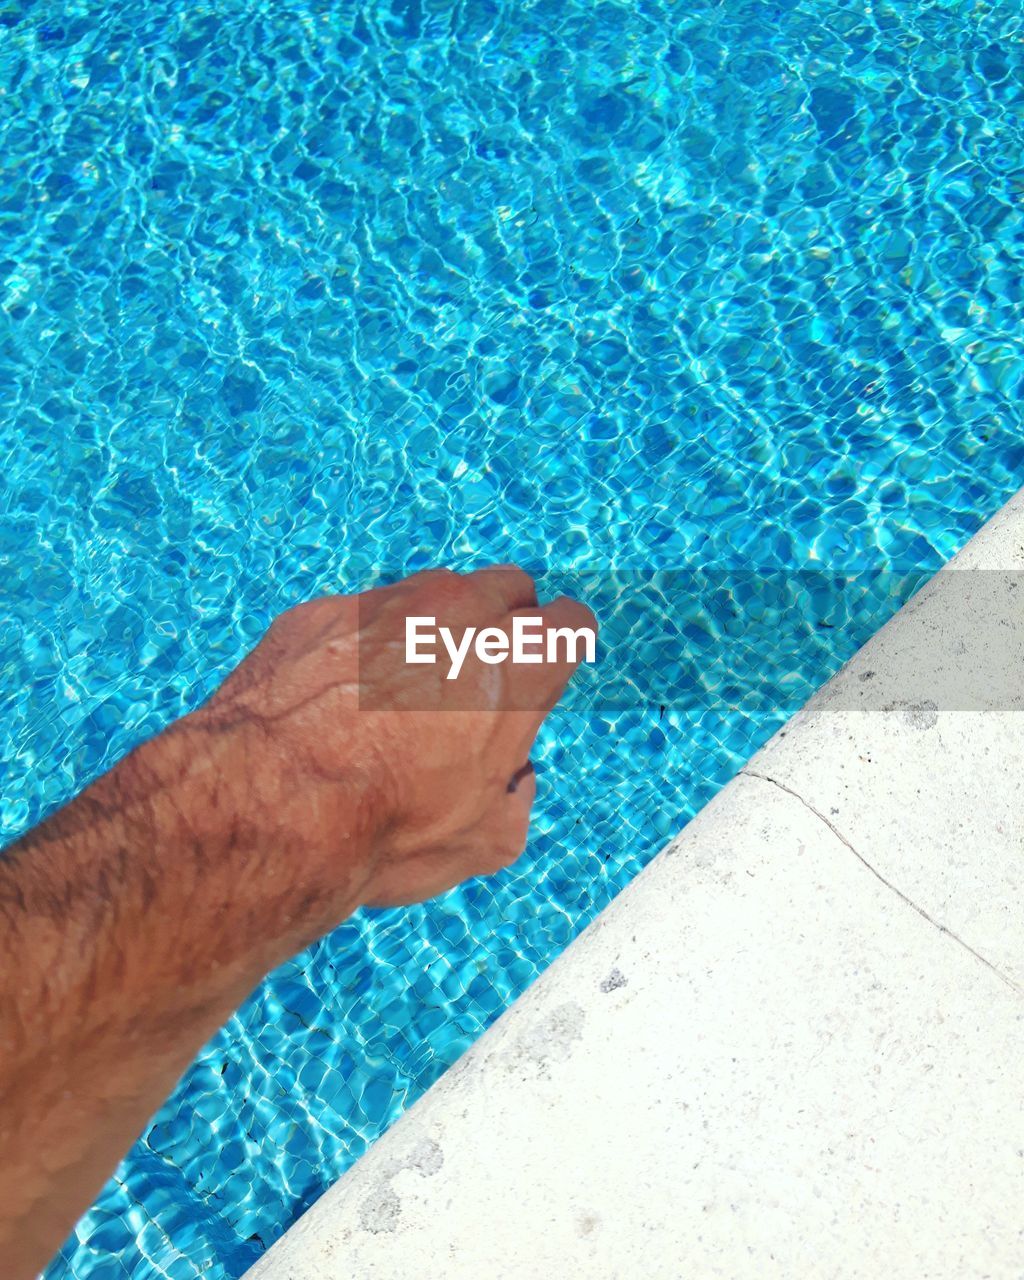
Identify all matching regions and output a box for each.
[0,712,369,1278]
[0,568,576,1278]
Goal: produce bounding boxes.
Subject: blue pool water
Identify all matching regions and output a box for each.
[2,0,1022,1275]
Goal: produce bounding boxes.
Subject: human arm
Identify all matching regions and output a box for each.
[0,566,594,1278]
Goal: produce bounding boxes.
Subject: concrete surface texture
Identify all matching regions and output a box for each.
[247,488,1024,1280]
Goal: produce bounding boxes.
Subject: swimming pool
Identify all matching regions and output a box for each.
[2,0,1022,1275]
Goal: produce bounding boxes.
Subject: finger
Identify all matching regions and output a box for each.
[471,564,538,614]
[504,595,598,719]
[389,565,534,633]
[389,564,535,611]
[506,760,535,794]
[486,760,537,872]
[494,598,597,766]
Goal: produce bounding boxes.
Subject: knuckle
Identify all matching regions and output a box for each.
[551,595,597,632]
[422,567,469,607]
[507,567,537,600]
[479,564,537,610]
[411,566,458,591]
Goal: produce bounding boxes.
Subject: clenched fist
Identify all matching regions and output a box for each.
[190,565,596,923]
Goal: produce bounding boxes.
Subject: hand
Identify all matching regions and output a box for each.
[182,565,595,948]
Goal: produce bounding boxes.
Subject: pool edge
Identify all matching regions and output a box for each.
[245,485,1024,1279]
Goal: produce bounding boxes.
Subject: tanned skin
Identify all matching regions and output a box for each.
[0,565,595,1279]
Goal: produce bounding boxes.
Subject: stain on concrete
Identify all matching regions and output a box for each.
[359,1184,402,1235]
[403,1137,444,1177]
[902,698,939,729]
[357,1137,445,1236]
[882,697,939,729]
[514,1002,585,1076]
[600,967,628,993]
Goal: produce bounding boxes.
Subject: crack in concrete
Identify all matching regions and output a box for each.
[741,768,1024,998]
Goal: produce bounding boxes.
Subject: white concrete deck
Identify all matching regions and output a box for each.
[247,489,1024,1280]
